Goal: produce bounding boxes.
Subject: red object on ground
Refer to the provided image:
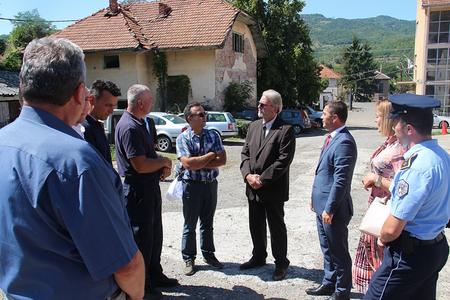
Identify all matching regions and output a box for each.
[442,122,448,135]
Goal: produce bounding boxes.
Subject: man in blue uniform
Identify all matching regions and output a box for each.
[365,94,450,300]
[0,38,144,300]
[115,84,178,299]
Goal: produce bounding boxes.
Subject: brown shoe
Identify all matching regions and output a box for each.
[272,265,288,281]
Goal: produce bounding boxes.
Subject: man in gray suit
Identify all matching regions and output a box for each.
[306,101,357,300]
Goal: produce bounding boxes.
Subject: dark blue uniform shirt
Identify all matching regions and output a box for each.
[0,107,138,300]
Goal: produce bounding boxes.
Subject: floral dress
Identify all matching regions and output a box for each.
[352,135,405,293]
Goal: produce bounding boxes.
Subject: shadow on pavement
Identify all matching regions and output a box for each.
[191,262,323,284]
[158,284,274,299]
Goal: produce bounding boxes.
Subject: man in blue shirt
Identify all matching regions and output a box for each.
[0,38,144,300]
[83,80,121,164]
[365,94,450,300]
[176,102,227,276]
[115,84,178,298]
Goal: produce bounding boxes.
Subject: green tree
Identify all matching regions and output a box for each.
[224,80,254,113]
[0,9,55,71]
[340,37,377,102]
[233,0,323,106]
[0,38,6,56]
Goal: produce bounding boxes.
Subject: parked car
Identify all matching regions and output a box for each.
[433,113,450,128]
[205,111,238,138]
[234,107,258,121]
[178,111,239,138]
[278,108,309,136]
[147,112,188,152]
[104,109,188,152]
[306,106,323,128]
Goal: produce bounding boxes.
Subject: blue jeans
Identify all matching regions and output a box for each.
[181,180,218,261]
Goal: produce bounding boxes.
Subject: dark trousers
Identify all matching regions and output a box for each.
[365,236,449,300]
[124,182,163,287]
[181,180,218,261]
[316,214,352,297]
[248,199,289,268]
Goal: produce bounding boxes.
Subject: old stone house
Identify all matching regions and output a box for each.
[53,0,266,111]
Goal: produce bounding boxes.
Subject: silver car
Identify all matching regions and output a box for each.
[205,111,238,138]
[147,112,188,152]
[433,113,450,129]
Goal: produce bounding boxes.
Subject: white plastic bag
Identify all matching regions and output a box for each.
[166,177,183,201]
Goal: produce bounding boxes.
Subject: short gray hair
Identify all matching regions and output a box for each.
[20,38,86,106]
[127,84,151,107]
[262,89,283,112]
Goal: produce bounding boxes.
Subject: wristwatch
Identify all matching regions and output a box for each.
[374,174,382,188]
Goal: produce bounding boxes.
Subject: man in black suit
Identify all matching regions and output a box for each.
[240,89,296,281]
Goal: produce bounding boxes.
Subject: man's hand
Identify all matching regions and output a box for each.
[160,166,171,180]
[322,211,334,224]
[377,238,385,247]
[161,156,172,169]
[362,172,377,191]
[246,174,263,190]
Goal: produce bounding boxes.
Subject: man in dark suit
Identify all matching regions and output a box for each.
[240,89,296,281]
[306,101,357,300]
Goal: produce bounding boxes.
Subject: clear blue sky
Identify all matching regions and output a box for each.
[0,0,417,35]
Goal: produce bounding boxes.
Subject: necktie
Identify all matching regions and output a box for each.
[260,125,266,145]
[323,134,331,150]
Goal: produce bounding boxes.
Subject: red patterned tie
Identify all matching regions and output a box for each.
[323,134,331,150]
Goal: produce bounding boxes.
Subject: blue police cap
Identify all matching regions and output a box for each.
[388,94,441,119]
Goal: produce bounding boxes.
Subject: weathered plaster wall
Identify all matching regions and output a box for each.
[215,20,257,109]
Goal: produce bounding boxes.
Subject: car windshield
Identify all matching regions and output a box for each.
[163,114,187,124]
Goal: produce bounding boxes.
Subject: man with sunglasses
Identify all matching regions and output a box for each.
[365,94,450,300]
[176,102,227,276]
[240,89,296,281]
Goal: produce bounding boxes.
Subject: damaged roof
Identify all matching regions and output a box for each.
[53,0,267,57]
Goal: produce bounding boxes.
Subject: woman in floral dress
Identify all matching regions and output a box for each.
[352,99,406,293]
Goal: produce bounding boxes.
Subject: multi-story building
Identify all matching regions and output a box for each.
[415,0,450,115]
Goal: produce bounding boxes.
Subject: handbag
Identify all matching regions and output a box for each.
[166,175,183,201]
[359,197,391,237]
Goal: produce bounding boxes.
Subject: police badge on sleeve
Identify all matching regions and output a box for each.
[397,179,409,197]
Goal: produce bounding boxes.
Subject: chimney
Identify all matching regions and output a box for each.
[159,2,172,18]
[109,0,119,14]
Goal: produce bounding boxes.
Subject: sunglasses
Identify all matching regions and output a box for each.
[191,112,207,118]
[258,102,272,108]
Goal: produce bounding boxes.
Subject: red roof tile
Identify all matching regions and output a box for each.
[319,65,341,79]
[53,0,244,52]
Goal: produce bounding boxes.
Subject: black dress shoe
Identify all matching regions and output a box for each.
[155,273,179,287]
[327,292,350,300]
[144,287,162,300]
[203,255,224,269]
[272,265,288,281]
[305,284,335,296]
[239,257,266,270]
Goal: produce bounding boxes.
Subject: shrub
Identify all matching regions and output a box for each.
[223,80,253,113]
[236,119,250,138]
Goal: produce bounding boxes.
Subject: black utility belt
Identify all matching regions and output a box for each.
[409,232,445,246]
[389,231,445,254]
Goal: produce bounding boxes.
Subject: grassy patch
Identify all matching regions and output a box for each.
[110,144,116,161]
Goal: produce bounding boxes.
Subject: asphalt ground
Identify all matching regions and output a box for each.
[152,102,450,299]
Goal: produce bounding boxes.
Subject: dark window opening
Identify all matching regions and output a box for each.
[233,32,244,53]
[104,55,120,69]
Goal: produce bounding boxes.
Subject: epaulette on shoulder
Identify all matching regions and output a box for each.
[400,153,418,170]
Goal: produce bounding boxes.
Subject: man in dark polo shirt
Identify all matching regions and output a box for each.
[115,84,178,298]
[83,80,121,164]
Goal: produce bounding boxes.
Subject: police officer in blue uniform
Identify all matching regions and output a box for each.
[365,94,450,300]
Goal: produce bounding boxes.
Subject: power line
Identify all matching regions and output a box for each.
[0,17,79,23]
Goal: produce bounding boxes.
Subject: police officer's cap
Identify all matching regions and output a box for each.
[388,93,440,119]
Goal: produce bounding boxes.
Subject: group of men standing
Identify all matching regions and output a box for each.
[0,37,449,300]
